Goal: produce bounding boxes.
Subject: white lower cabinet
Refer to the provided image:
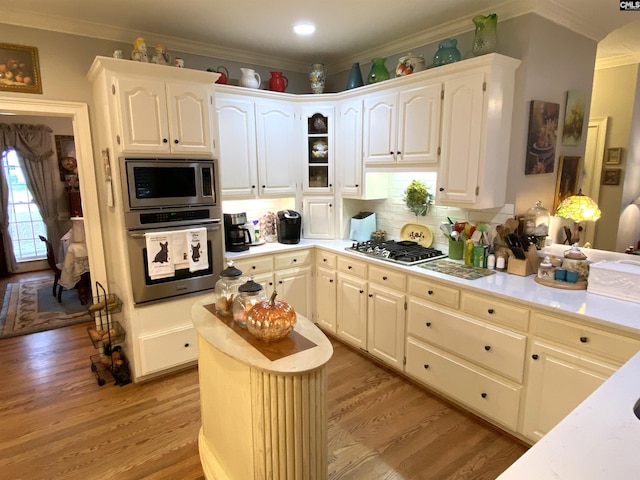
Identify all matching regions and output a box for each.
[367,283,405,371]
[275,266,312,319]
[315,266,337,333]
[336,273,368,350]
[139,325,198,376]
[405,337,521,430]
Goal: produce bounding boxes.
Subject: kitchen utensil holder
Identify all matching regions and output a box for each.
[507,245,541,276]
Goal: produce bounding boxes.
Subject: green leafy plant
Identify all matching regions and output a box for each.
[403,179,434,216]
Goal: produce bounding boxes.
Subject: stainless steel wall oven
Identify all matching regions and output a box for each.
[120,157,223,305]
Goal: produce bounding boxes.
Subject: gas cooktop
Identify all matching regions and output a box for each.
[347,240,447,265]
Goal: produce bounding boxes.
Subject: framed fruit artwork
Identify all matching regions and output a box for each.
[0,43,42,94]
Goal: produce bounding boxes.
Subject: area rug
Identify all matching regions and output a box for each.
[0,279,93,339]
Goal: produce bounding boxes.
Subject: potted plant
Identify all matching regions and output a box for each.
[403,179,434,216]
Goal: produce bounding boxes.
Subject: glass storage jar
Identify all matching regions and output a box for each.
[524,200,550,248]
[232,277,267,328]
[213,261,245,317]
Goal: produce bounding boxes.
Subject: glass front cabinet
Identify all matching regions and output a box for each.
[302,105,334,193]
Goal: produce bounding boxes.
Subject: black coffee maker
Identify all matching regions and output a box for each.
[224,212,252,252]
[277,210,301,244]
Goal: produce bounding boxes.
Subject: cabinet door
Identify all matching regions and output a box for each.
[367,284,405,371]
[116,76,170,154]
[165,82,215,156]
[252,272,275,298]
[363,90,396,164]
[275,266,312,319]
[336,274,367,350]
[216,95,259,198]
[302,105,334,193]
[396,82,442,165]
[522,340,617,442]
[255,99,298,196]
[337,98,363,196]
[437,72,485,205]
[315,266,337,333]
[302,196,335,239]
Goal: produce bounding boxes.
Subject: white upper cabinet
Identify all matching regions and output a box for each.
[436,55,520,209]
[363,81,442,166]
[216,94,258,197]
[115,76,215,156]
[302,104,334,194]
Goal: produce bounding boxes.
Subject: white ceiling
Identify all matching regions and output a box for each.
[2,0,640,72]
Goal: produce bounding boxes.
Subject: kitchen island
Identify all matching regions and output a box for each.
[192,295,333,480]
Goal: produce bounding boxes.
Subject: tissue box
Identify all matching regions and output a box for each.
[587,260,640,303]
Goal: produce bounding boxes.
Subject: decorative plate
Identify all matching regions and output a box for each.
[400,223,433,247]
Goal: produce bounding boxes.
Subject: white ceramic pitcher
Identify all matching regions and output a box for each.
[239,68,261,89]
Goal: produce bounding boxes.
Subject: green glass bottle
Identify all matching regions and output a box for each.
[367,58,389,84]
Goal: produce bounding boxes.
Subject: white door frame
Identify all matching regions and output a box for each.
[582,116,608,248]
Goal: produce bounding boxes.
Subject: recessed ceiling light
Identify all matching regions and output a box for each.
[293,23,315,35]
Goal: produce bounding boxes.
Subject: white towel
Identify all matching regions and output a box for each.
[145,231,175,280]
[172,231,190,270]
[187,227,209,272]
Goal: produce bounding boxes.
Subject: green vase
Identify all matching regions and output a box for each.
[472,13,498,56]
[367,58,389,84]
[433,39,461,66]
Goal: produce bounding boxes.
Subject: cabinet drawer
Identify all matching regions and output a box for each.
[460,292,529,331]
[337,256,367,277]
[316,250,337,269]
[139,325,198,375]
[233,255,273,275]
[407,299,526,382]
[274,249,312,269]
[368,265,406,290]
[533,313,640,364]
[405,337,520,430]
[407,276,459,309]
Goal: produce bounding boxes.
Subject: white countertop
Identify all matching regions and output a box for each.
[227,239,640,478]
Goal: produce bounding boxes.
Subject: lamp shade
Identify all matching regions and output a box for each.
[555,190,601,222]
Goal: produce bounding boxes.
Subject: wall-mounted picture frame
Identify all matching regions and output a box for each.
[602,168,621,185]
[561,90,587,146]
[553,156,582,211]
[55,135,77,181]
[525,100,559,175]
[606,147,622,165]
[0,43,42,94]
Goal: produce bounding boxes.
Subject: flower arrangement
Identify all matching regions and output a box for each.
[403,179,434,216]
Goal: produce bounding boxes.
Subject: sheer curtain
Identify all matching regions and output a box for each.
[0,123,58,273]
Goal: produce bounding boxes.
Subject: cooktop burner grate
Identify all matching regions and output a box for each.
[347,239,447,265]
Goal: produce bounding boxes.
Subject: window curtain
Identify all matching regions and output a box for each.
[0,123,58,273]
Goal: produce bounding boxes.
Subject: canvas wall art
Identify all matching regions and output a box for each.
[525,100,559,175]
[561,90,587,146]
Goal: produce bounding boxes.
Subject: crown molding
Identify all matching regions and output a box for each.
[596,53,640,70]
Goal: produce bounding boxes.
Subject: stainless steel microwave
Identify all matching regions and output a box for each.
[120,158,217,211]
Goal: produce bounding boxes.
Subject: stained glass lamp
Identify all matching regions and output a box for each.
[555,189,601,244]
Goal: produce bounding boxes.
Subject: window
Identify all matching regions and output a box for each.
[1,149,47,261]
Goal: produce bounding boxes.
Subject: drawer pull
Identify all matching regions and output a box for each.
[425,322,431,327]
[251,266,256,270]
[382,276,388,280]
[532,354,539,360]
[427,290,434,295]
[293,258,297,262]
[323,258,327,262]
[481,392,487,398]
[580,336,588,343]
[484,345,491,351]
[348,265,353,269]
[423,364,429,369]
[329,279,333,283]
[359,289,364,294]
[369,294,373,298]
[279,280,283,284]
[184,343,190,348]
[487,308,495,314]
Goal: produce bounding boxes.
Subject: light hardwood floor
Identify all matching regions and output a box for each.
[0,274,527,480]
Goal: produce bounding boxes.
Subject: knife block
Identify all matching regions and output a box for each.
[507,245,541,276]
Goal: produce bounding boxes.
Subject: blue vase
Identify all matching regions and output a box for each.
[433,38,461,66]
[346,62,364,90]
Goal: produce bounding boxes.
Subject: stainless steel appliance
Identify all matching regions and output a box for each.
[121,157,224,305]
[224,212,252,252]
[277,210,301,244]
[347,239,446,265]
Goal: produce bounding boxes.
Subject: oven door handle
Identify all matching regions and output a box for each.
[128,223,221,238]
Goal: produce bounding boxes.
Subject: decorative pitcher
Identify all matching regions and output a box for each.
[367,58,389,84]
[239,68,261,89]
[268,71,289,92]
[433,39,461,66]
[472,13,498,56]
[210,66,229,84]
[309,63,327,94]
[345,62,364,90]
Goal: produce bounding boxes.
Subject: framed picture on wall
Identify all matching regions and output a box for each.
[525,100,559,175]
[553,156,582,211]
[605,147,622,165]
[602,169,621,185]
[55,135,77,181]
[561,90,587,146]
[0,43,42,94]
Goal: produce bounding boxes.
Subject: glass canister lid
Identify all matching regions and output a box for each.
[564,243,587,260]
[219,260,243,278]
[524,200,550,236]
[238,277,263,293]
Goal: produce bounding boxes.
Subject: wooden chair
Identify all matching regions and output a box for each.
[38,235,63,303]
